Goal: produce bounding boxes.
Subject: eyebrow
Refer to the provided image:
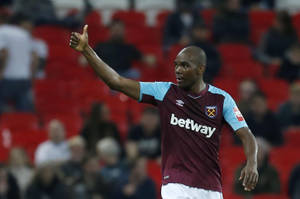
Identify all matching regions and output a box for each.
[174,60,190,65]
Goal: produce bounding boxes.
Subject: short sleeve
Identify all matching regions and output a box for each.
[32,39,48,58]
[139,82,172,105]
[223,93,248,131]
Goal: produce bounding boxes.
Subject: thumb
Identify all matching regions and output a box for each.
[83,24,88,35]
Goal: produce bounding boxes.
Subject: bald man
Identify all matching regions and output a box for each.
[69,25,258,199]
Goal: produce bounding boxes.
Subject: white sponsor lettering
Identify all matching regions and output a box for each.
[170,114,216,138]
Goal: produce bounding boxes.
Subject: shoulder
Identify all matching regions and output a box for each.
[37,140,51,149]
[140,81,174,92]
[208,85,231,99]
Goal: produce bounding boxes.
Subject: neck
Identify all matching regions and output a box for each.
[189,79,206,94]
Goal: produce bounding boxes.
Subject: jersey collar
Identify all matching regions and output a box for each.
[186,84,209,99]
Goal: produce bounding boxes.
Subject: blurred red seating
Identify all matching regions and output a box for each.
[253,194,289,199]
[48,44,79,63]
[147,159,162,199]
[250,11,275,45]
[222,193,243,199]
[156,10,171,30]
[220,146,246,193]
[33,25,70,45]
[213,78,240,100]
[104,93,130,139]
[0,113,39,131]
[201,9,216,27]
[270,147,300,194]
[257,78,289,110]
[218,44,252,64]
[220,61,263,79]
[292,13,300,30]
[284,129,300,147]
[85,11,102,27]
[85,11,109,47]
[112,10,146,27]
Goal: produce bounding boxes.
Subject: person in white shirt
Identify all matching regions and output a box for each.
[0,13,38,113]
[35,119,71,166]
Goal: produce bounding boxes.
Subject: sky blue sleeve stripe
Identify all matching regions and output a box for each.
[139,82,172,102]
[209,85,248,131]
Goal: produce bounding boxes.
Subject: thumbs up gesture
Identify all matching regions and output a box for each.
[70,25,89,52]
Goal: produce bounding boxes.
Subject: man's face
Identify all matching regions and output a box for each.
[174,51,201,89]
[250,96,267,115]
[110,22,125,41]
[48,121,65,143]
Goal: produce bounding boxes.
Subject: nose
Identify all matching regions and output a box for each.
[175,65,184,74]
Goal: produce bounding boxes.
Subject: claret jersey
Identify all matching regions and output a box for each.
[139,82,248,192]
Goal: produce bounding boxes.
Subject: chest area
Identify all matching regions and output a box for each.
[160,89,224,127]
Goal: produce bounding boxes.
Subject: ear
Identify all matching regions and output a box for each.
[197,65,205,75]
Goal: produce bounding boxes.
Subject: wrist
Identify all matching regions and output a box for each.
[82,45,91,54]
[246,159,257,167]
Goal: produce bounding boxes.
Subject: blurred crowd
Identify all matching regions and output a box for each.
[0,0,300,199]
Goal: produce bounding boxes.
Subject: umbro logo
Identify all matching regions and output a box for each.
[176,100,184,107]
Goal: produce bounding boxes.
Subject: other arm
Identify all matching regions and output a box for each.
[236,127,258,191]
[69,25,140,100]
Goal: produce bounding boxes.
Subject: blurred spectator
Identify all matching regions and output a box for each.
[277,82,300,131]
[241,92,283,146]
[72,155,109,199]
[111,157,156,199]
[162,0,203,50]
[234,137,280,197]
[97,138,128,187]
[277,43,300,82]
[32,38,48,79]
[289,163,300,199]
[126,107,161,161]
[60,136,86,187]
[190,24,221,83]
[25,163,70,199]
[0,163,20,199]
[7,147,33,196]
[81,103,121,153]
[93,19,155,79]
[35,119,70,166]
[0,13,37,113]
[212,0,250,43]
[256,11,298,65]
[237,79,259,115]
[13,0,92,28]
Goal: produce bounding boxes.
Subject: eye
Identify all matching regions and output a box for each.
[183,63,189,68]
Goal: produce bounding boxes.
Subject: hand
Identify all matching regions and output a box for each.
[239,162,259,191]
[69,25,89,52]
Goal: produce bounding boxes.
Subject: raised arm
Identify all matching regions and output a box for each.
[236,127,258,192]
[69,25,140,100]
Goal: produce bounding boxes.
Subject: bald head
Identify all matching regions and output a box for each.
[178,46,207,67]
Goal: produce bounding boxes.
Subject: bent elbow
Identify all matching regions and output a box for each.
[107,76,122,91]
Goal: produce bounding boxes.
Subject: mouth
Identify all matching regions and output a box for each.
[176,76,184,84]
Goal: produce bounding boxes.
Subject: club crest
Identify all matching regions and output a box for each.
[205,106,217,118]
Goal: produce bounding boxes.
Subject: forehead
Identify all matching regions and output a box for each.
[174,51,193,63]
